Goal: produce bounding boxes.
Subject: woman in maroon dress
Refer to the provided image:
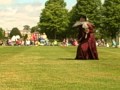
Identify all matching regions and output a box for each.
[73,15,99,60]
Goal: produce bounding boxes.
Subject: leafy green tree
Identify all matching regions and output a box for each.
[0,28,5,39]
[38,0,69,39]
[68,0,102,37]
[31,26,40,33]
[23,25,30,30]
[45,0,66,7]
[9,27,22,38]
[101,0,120,39]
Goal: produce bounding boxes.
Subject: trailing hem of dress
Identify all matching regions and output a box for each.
[75,58,99,60]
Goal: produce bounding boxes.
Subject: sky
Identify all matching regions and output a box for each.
[0,0,104,30]
[0,0,77,30]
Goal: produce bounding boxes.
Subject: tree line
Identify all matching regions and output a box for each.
[0,0,120,41]
[39,0,120,40]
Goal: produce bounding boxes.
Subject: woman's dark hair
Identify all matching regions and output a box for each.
[80,15,87,20]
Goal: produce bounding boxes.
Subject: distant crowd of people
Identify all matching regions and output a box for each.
[4,33,49,46]
[96,38,118,47]
[0,38,79,47]
[0,33,118,47]
[0,32,79,46]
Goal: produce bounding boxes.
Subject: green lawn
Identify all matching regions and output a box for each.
[0,46,120,90]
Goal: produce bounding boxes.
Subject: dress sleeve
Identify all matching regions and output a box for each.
[87,23,95,33]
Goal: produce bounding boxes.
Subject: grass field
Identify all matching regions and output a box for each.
[0,46,120,90]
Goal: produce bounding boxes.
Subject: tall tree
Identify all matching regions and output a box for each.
[102,0,120,39]
[45,0,66,7]
[0,28,4,39]
[23,25,30,30]
[68,0,102,37]
[31,26,40,33]
[38,0,69,39]
[9,27,22,38]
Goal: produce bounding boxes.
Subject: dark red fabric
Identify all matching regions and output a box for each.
[75,23,99,60]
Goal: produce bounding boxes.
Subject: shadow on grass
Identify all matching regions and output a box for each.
[58,58,75,60]
[58,58,99,61]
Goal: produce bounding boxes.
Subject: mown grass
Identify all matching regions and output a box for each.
[0,46,120,90]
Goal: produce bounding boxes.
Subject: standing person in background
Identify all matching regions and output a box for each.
[73,15,99,60]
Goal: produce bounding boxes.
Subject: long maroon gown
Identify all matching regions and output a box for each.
[75,23,99,60]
